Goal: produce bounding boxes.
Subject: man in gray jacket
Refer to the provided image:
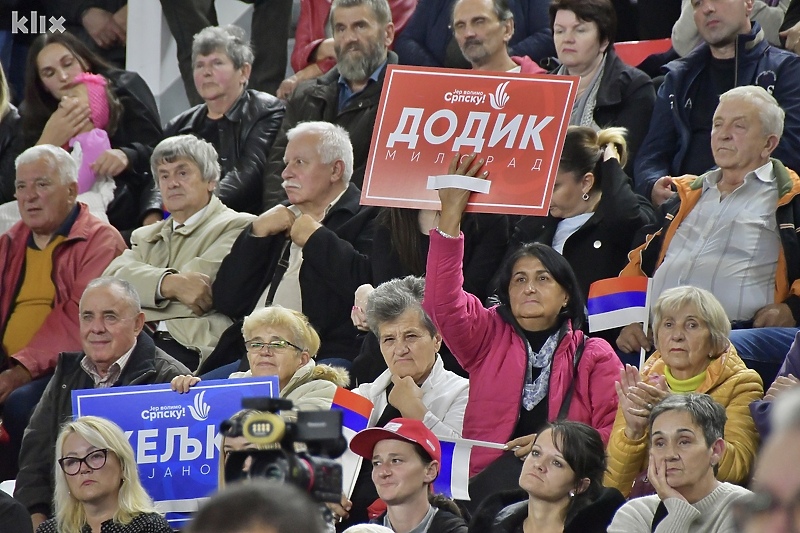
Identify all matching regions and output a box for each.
[14,277,189,531]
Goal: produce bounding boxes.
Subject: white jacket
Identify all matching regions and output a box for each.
[352,356,469,439]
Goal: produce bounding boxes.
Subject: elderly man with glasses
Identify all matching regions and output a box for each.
[0,144,126,477]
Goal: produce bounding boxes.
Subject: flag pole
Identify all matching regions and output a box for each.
[639,278,653,369]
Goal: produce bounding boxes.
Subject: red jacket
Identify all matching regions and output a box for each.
[291,0,417,74]
[0,203,126,378]
[423,231,622,475]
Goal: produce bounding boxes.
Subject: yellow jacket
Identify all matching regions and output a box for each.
[604,344,763,497]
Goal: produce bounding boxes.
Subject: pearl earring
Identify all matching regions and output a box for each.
[569,490,576,498]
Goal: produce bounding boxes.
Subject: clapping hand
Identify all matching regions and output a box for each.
[615,365,668,440]
[765,374,800,401]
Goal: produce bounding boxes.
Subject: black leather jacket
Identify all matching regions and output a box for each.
[166,89,285,214]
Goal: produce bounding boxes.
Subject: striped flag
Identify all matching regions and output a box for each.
[434,438,505,500]
[587,277,652,333]
[332,387,373,434]
[331,388,375,498]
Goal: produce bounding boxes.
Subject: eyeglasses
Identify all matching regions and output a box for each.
[733,489,800,533]
[58,449,109,476]
[245,339,304,354]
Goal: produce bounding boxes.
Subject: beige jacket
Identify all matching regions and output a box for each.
[230,359,350,414]
[104,195,254,360]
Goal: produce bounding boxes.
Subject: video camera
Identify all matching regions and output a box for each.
[220,397,346,503]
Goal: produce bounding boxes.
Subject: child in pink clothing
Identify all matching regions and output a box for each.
[65,73,114,193]
[0,73,122,233]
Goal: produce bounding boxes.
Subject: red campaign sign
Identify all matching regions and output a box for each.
[361,65,578,216]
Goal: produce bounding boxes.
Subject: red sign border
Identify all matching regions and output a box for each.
[362,65,579,216]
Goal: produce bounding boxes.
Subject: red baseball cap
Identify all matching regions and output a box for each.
[349,418,441,463]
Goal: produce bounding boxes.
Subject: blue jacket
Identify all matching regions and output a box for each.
[394,0,555,67]
[633,23,800,198]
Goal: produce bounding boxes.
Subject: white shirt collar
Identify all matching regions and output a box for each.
[705,160,775,190]
[173,202,211,230]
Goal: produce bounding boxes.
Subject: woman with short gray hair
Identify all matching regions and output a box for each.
[333,276,469,528]
[608,393,752,533]
[605,286,763,498]
[192,26,255,71]
[356,277,467,440]
[165,24,285,215]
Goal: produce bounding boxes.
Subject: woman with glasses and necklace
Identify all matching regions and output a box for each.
[172,305,349,412]
[37,416,171,533]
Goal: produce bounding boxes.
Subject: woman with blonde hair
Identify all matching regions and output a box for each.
[36,416,170,533]
[605,286,763,497]
[172,305,349,412]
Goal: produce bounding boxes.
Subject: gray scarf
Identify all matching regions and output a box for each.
[521,329,561,411]
[559,53,606,129]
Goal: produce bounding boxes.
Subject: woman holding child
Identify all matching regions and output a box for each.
[21,32,163,233]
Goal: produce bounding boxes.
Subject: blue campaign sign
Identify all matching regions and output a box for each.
[72,377,278,527]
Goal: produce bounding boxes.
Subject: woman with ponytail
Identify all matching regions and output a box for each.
[509,126,652,300]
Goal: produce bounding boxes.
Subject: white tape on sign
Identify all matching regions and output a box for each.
[427,175,492,194]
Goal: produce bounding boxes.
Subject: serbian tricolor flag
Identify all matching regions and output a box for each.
[434,438,505,500]
[587,277,652,333]
[331,388,374,498]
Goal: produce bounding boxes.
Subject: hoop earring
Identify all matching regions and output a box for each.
[582,193,590,201]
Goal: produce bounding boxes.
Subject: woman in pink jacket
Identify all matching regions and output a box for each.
[422,154,622,506]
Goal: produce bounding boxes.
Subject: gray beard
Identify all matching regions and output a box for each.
[337,45,386,82]
[462,43,490,67]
